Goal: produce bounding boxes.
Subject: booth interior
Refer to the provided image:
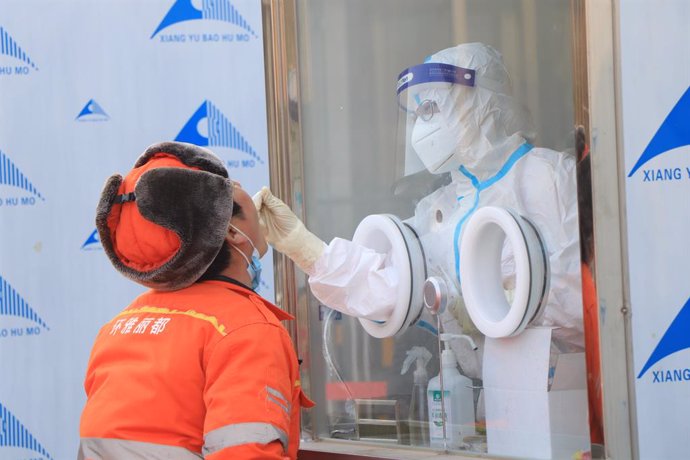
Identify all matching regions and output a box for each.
[292,1,600,459]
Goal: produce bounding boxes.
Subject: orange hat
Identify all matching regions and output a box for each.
[96,141,234,291]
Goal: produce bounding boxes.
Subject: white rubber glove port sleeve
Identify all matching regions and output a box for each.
[307,238,399,321]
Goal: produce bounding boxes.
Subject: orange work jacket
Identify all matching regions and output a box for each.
[581,263,603,445]
[79,279,313,459]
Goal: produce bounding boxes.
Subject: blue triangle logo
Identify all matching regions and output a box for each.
[175,100,263,164]
[0,26,38,70]
[0,148,45,200]
[638,296,690,378]
[81,229,102,250]
[76,99,109,121]
[151,0,258,39]
[0,402,53,459]
[0,275,49,330]
[628,86,690,177]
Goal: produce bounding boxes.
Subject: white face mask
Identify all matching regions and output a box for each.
[410,110,458,174]
[409,87,461,174]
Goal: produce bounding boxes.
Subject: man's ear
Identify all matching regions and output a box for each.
[226,224,244,246]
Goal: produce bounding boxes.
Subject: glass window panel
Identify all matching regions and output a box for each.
[295,1,596,457]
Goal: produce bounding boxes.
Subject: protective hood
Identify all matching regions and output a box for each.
[396,42,535,176]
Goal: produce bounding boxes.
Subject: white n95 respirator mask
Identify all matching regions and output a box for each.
[396,62,477,176]
[410,97,459,174]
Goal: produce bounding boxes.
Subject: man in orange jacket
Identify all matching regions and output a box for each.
[79,141,312,460]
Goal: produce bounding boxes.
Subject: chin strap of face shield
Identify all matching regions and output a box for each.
[452,142,534,284]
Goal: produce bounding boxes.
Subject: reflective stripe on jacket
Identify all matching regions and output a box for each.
[79,280,314,459]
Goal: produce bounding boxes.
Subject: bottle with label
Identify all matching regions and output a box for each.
[401,346,432,446]
[427,336,476,449]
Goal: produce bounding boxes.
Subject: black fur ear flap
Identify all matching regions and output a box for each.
[133,167,234,290]
[96,174,124,270]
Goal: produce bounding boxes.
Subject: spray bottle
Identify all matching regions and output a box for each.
[427,333,477,449]
[401,346,432,446]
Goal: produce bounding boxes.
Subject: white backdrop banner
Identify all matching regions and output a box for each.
[620,1,690,458]
[0,1,271,458]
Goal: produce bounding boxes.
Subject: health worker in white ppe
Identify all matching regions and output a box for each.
[254,42,583,367]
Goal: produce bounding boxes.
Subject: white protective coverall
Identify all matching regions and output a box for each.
[254,43,582,378]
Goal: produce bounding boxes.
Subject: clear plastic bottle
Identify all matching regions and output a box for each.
[409,372,430,446]
[401,346,431,446]
[427,340,475,449]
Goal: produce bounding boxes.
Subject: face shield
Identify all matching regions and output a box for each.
[396,62,477,176]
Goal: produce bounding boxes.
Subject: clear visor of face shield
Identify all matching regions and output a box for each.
[394,63,476,180]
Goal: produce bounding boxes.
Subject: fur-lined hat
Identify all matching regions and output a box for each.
[96,141,234,291]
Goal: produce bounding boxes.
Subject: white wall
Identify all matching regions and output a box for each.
[620,1,690,458]
[0,1,270,458]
